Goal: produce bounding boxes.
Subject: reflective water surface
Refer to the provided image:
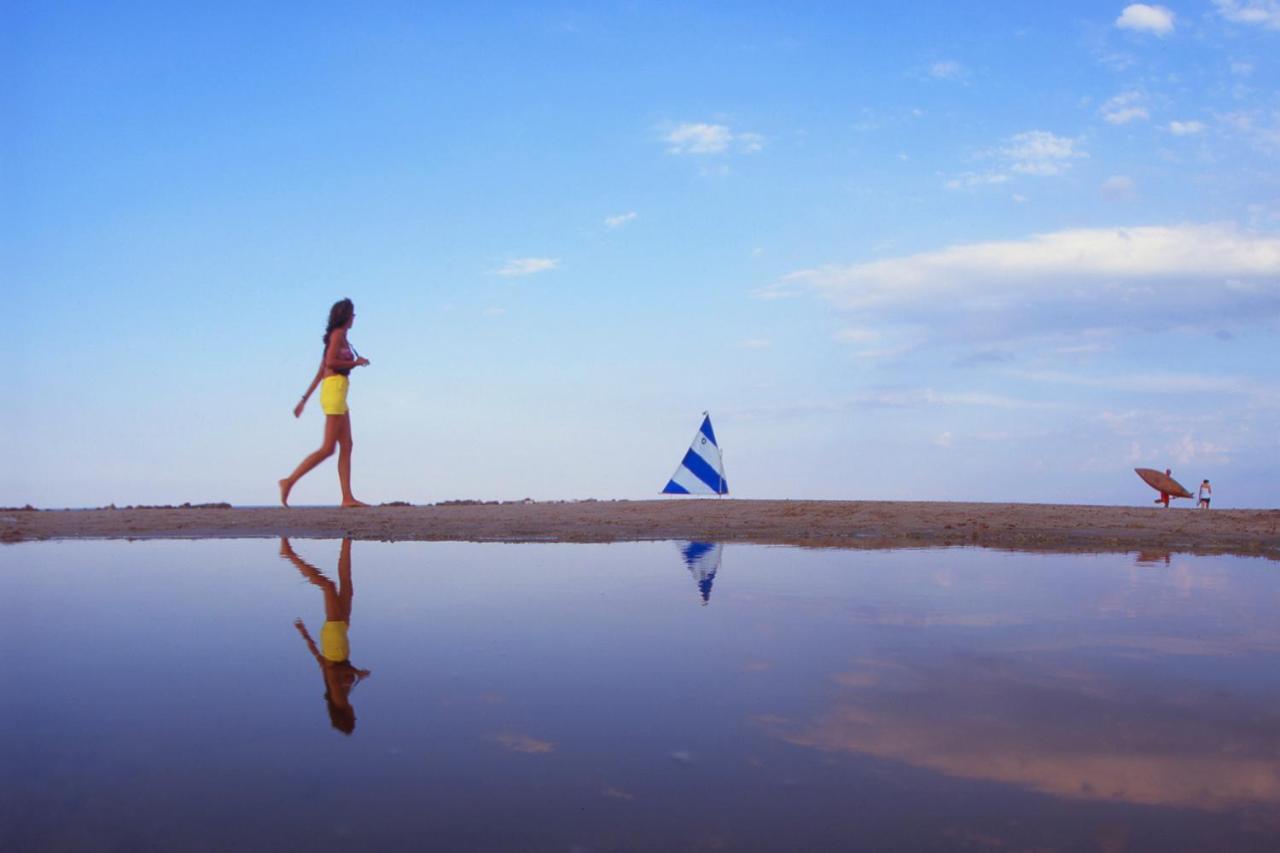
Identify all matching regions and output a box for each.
[3,540,1279,851]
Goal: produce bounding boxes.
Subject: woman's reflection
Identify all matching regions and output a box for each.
[280,537,371,735]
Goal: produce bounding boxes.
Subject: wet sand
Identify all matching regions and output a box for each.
[3,500,1278,558]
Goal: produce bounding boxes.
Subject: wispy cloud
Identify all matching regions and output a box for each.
[494,257,558,277]
[664,122,764,155]
[493,731,556,753]
[1116,4,1176,35]
[996,130,1086,176]
[1100,175,1137,201]
[928,60,968,81]
[1101,91,1149,125]
[945,171,1010,190]
[833,327,881,344]
[757,224,1280,345]
[736,132,765,153]
[604,211,637,229]
[1168,120,1205,135]
[1009,369,1278,399]
[1219,109,1280,153]
[726,388,1064,421]
[1214,0,1280,30]
[952,131,1084,189]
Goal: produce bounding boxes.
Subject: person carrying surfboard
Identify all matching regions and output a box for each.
[1135,467,1193,506]
[1156,468,1173,508]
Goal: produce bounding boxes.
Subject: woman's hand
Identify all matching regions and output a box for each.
[293,399,306,418]
[356,357,371,367]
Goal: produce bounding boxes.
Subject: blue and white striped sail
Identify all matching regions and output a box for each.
[678,541,723,606]
[662,412,728,496]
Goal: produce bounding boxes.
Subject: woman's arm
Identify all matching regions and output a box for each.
[293,359,326,418]
[294,619,323,663]
[325,329,370,372]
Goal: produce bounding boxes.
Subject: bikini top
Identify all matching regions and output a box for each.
[326,339,357,377]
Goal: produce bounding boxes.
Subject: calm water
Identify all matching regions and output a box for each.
[2,540,1278,852]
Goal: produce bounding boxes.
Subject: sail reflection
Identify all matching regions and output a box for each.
[677,541,723,605]
[280,537,372,735]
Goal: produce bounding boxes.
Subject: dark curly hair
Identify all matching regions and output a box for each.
[323,298,354,348]
[322,299,355,376]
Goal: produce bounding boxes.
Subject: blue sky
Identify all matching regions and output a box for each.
[7,1,1279,508]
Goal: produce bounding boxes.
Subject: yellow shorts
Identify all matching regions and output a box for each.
[321,620,350,662]
[320,375,349,416]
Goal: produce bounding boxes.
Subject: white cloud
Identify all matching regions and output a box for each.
[1214,1,1280,29]
[728,389,1062,420]
[757,224,1280,345]
[737,132,765,153]
[1220,110,1280,153]
[933,432,954,448]
[1101,91,1149,125]
[665,122,763,155]
[1168,120,1205,135]
[1010,369,1273,397]
[494,257,559,277]
[1116,4,1176,35]
[1100,175,1137,201]
[1169,434,1232,465]
[996,130,1087,176]
[666,122,730,154]
[1095,46,1137,72]
[833,327,926,360]
[945,171,1010,190]
[929,60,967,80]
[604,211,637,229]
[834,327,880,344]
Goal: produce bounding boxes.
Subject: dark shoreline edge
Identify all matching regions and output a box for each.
[3,500,1278,560]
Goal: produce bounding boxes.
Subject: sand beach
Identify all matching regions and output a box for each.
[4,499,1277,558]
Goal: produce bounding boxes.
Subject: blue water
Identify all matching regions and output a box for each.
[2,539,1278,851]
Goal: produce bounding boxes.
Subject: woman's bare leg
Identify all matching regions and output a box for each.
[337,413,368,507]
[280,416,342,506]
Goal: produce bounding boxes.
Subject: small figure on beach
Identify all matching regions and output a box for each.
[279,298,371,507]
[1156,468,1173,508]
[281,537,371,735]
[1198,479,1212,509]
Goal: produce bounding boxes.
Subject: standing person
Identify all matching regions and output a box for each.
[1155,468,1173,508]
[279,298,371,507]
[1198,479,1212,509]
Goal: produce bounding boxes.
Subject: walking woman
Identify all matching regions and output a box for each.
[279,298,371,507]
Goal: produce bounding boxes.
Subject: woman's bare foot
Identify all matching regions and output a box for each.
[279,479,293,507]
[341,498,370,508]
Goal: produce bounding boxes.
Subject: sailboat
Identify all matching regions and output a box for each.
[661,412,728,496]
